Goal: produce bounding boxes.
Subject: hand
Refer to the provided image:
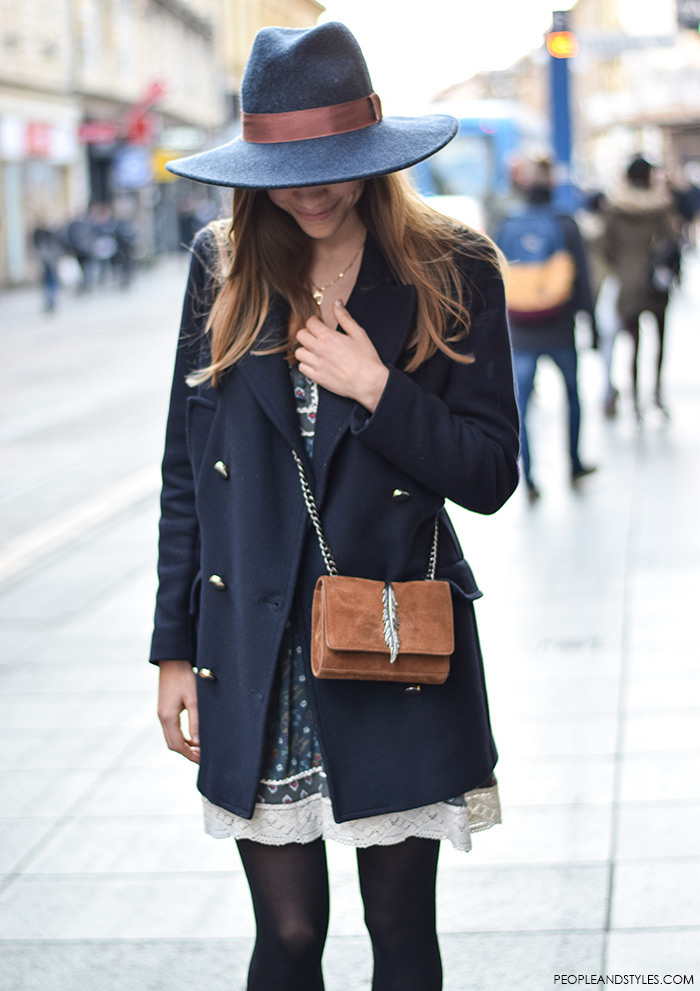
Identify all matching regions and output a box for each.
[295,300,389,412]
[157,660,200,764]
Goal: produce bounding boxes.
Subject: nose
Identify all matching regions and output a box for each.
[292,185,329,206]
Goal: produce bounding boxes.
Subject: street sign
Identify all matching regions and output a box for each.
[578,33,676,54]
[79,121,120,144]
[152,148,180,183]
[112,146,152,189]
[160,126,204,151]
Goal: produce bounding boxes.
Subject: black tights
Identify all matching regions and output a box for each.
[236,836,442,991]
[624,309,667,407]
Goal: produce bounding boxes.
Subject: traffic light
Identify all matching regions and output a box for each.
[546,30,580,58]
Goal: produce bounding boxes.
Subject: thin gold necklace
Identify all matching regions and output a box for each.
[311,241,364,306]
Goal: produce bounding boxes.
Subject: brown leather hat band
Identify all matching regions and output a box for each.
[242,92,382,144]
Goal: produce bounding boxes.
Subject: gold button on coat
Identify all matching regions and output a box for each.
[208,574,226,589]
[214,461,229,478]
[392,489,410,502]
[197,668,216,681]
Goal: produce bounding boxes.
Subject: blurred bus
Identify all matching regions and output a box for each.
[411,99,548,232]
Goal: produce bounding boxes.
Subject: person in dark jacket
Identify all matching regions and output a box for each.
[32,221,63,312]
[602,155,680,418]
[151,23,519,991]
[495,156,597,502]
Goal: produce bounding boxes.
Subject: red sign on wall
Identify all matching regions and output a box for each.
[26,122,52,157]
[78,121,120,144]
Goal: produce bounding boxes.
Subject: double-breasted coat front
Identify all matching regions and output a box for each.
[150,228,520,823]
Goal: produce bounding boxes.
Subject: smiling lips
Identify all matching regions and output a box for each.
[296,203,336,222]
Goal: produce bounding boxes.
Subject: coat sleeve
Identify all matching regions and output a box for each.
[561,214,595,317]
[149,230,216,664]
[350,255,520,515]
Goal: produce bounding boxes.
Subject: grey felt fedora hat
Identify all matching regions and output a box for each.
[166,21,458,189]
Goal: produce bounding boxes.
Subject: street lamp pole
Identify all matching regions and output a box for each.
[548,10,578,213]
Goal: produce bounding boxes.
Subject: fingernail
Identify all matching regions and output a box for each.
[334,299,343,308]
[193,735,199,745]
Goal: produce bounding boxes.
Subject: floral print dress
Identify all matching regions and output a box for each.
[202,366,501,849]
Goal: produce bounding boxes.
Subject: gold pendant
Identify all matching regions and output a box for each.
[312,290,323,305]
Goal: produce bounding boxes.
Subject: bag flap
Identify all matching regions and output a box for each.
[317,575,454,655]
[505,251,575,312]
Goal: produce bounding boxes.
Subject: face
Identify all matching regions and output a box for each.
[267,181,365,242]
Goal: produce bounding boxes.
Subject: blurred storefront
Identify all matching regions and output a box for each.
[0,0,324,288]
[0,94,83,285]
[0,0,83,285]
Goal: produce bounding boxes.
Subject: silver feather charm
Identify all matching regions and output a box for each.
[382,582,400,663]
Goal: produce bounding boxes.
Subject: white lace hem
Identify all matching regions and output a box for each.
[202,785,501,853]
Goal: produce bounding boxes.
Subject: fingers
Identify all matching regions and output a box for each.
[332,300,366,338]
[187,699,199,749]
[158,706,201,764]
[300,305,365,340]
[157,661,201,765]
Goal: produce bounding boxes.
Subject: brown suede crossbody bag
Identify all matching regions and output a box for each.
[293,452,454,686]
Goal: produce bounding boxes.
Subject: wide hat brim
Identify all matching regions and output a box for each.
[165,115,458,189]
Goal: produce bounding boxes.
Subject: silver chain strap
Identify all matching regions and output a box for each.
[292,451,339,576]
[426,515,439,581]
[292,450,439,580]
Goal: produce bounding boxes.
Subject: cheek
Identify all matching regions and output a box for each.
[348,182,365,210]
[267,192,290,215]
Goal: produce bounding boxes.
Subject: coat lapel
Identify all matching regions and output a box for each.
[312,237,417,501]
[235,236,418,490]
[235,299,307,461]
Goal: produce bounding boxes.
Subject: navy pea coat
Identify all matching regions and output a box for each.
[150,228,520,823]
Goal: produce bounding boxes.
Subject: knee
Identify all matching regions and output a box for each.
[274,916,326,963]
[364,906,397,950]
[363,903,421,953]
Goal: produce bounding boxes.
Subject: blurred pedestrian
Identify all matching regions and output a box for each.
[31,221,63,312]
[112,199,138,289]
[602,155,680,418]
[486,151,530,235]
[670,164,700,252]
[88,203,119,286]
[495,156,597,502]
[151,21,519,991]
[576,192,624,418]
[65,211,96,292]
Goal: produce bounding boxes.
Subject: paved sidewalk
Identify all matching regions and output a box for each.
[0,253,698,990]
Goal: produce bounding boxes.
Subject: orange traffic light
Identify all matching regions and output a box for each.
[546,30,580,58]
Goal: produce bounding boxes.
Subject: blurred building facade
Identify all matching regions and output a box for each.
[433,0,700,196]
[571,0,700,186]
[220,0,325,117]
[0,0,323,288]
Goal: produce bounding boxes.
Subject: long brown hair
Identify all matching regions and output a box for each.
[189,172,500,387]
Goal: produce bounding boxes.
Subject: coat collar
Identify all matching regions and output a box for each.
[236,234,417,492]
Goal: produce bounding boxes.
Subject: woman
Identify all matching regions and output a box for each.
[151,22,519,991]
[603,155,680,418]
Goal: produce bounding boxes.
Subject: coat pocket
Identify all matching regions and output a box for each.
[438,559,483,602]
[188,570,203,619]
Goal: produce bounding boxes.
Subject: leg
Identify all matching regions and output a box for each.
[600,330,619,416]
[236,838,329,991]
[595,276,620,414]
[623,316,642,418]
[549,347,592,480]
[653,309,669,413]
[512,349,539,497]
[357,838,442,991]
